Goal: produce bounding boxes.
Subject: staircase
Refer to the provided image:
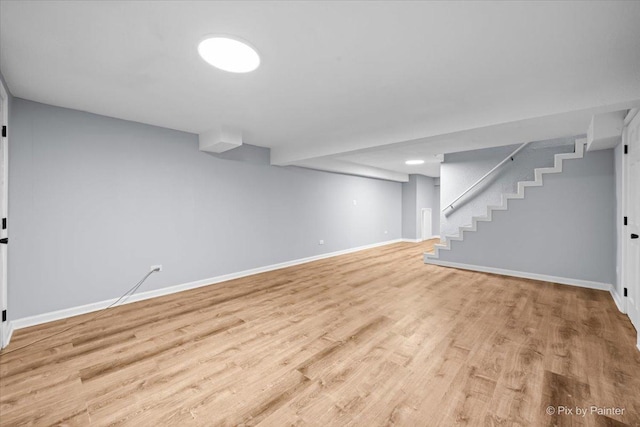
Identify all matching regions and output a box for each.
[425,138,586,261]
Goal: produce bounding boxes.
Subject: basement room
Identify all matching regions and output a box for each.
[0,1,639,425]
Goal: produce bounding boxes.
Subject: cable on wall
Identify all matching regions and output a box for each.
[0,267,160,358]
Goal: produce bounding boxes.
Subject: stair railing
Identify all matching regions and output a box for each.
[442,141,531,212]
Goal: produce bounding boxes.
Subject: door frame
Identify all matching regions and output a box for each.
[620,114,630,315]
[0,78,8,349]
[421,208,433,241]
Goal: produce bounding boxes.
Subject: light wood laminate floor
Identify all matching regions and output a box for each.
[1,240,639,426]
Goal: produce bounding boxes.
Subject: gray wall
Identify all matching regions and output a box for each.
[8,99,402,320]
[437,148,616,285]
[401,176,417,239]
[402,174,439,240]
[440,139,575,237]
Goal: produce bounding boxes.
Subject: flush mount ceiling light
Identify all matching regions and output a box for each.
[405,159,425,165]
[198,36,260,73]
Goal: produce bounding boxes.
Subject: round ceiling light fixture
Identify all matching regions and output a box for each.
[405,159,425,165]
[198,36,260,73]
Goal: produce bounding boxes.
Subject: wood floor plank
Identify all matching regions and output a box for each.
[1,239,639,426]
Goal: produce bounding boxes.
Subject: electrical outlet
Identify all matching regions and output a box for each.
[319,240,324,245]
[384,230,388,234]
[353,199,357,206]
[150,264,163,272]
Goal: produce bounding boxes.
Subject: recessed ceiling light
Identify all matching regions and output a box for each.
[405,159,425,165]
[198,36,260,73]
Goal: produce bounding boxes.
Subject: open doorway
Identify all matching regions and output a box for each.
[421,208,432,241]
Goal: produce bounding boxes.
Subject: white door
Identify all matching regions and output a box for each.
[625,111,640,346]
[0,82,7,348]
[421,208,432,241]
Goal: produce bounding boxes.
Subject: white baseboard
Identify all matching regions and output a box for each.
[610,288,626,313]
[8,238,404,336]
[423,258,612,291]
[401,236,440,243]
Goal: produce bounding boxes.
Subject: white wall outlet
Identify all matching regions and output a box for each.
[319,240,324,245]
[384,230,388,234]
[150,264,163,272]
[353,199,357,206]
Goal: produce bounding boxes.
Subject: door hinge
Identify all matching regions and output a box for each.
[624,216,628,226]
[1,310,5,322]
[1,218,5,230]
[1,126,5,138]
[624,288,628,297]
[624,144,628,154]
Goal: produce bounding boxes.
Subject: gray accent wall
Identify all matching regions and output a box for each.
[440,139,575,237]
[402,174,439,240]
[401,176,417,239]
[8,99,402,320]
[437,148,616,285]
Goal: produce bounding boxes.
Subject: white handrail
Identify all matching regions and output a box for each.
[442,141,531,212]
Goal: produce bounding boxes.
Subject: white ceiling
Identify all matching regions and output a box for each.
[2,1,639,181]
